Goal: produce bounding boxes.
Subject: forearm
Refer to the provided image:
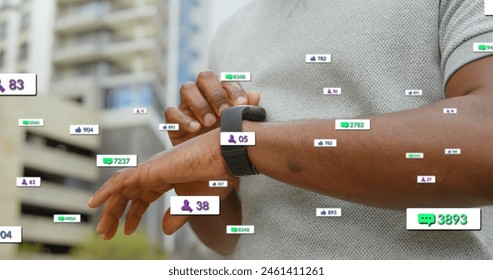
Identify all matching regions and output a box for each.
[188,189,241,255]
[245,90,493,209]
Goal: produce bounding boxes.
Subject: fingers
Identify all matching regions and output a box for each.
[162,208,189,235]
[222,82,248,106]
[96,194,128,240]
[180,82,217,127]
[88,165,172,209]
[246,91,261,105]
[171,72,259,137]
[165,107,201,142]
[88,169,132,208]
[196,71,230,116]
[103,222,119,240]
[124,186,167,235]
[124,200,150,235]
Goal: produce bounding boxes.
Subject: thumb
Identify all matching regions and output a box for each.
[246,91,261,105]
[162,208,190,235]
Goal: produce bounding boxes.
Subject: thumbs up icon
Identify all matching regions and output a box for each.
[75,127,82,133]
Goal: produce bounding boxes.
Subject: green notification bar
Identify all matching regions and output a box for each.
[418,213,436,227]
[474,43,493,52]
[103,157,113,165]
[227,225,254,234]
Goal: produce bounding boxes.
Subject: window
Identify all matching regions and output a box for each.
[104,84,153,109]
[78,0,109,15]
[73,62,95,76]
[20,13,30,31]
[104,83,165,114]
[0,51,4,68]
[70,96,84,104]
[0,22,7,39]
[18,43,28,61]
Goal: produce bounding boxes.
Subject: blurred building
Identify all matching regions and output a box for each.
[51,0,170,252]
[0,0,99,259]
[0,0,55,93]
[1,0,250,260]
[0,0,168,258]
[0,96,100,259]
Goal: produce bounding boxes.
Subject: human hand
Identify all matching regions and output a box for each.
[165,71,260,146]
[88,128,234,240]
[155,71,259,235]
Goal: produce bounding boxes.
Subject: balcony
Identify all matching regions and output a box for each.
[52,76,98,97]
[102,71,158,88]
[106,5,156,27]
[105,37,155,58]
[56,4,166,34]
[22,144,98,182]
[20,182,96,214]
[53,38,159,65]
[55,11,106,34]
[20,215,92,246]
[53,42,102,65]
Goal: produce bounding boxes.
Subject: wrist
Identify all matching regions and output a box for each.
[220,106,266,176]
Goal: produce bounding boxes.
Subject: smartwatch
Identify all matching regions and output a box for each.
[220,105,266,176]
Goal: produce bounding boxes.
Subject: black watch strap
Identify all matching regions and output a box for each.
[220,106,266,176]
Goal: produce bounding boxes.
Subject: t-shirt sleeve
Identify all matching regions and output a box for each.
[440,0,493,88]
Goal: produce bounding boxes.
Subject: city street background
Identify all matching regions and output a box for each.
[0,0,251,260]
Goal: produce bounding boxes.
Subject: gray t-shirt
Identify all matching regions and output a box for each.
[209,0,493,259]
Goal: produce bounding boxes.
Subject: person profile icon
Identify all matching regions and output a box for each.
[22,179,27,186]
[181,199,193,212]
[228,134,237,144]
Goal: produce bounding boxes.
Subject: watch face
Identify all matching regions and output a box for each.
[244,106,267,122]
[220,106,265,176]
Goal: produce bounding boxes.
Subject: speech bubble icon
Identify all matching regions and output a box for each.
[478,44,487,51]
[231,227,238,233]
[340,121,349,128]
[22,120,29,125]
[225,74,233,80]
[418,213,436,227]
[103,157,113,165]
[58,216,65,222]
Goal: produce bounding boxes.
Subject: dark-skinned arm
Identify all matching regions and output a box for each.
[245,56,493,209]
